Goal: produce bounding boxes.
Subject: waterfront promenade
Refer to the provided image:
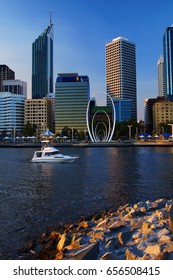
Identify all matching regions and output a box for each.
[1,140,173,148]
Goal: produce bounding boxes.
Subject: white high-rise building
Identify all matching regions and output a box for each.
[0,92,25,135]
[106,37,137,120]
[157,55,165,97]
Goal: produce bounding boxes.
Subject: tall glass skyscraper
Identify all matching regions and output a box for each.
[32,17,53,98]
[106,37,137,121]
[163,26,173,101]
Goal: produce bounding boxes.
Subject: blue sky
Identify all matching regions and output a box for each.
[0,0,173,120]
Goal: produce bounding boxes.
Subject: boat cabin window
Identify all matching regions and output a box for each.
[36,152,42,157]
[45,151,60,156]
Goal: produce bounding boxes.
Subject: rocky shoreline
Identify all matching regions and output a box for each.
[20,198,173,260]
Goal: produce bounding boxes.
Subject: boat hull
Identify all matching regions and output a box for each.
[31,157,78,163]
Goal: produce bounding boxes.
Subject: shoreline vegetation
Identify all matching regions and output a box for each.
[19,198,173,260]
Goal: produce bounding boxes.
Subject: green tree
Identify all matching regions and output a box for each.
[1,130,7,137]
[23,122,37,136]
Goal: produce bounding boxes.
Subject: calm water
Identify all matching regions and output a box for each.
[1,146,173,259]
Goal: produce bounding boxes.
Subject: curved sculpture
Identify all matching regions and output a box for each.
[94,122,108,142]
[86,93,116,142]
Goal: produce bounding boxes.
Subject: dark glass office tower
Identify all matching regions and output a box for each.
[163,26,173,101]
[32,18,53,98]
[0,64,15,92]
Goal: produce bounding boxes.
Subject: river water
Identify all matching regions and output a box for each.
[0,146,173,259]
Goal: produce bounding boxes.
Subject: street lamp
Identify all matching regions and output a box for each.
[135,126,138,140]
[168,124,173,139]
[128,125,132,141]
[72,127,73,142]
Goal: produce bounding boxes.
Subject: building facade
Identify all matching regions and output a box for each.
[32,18,53,98]
[113,98,132,122]
[153,101,173,132]
[24,98,52,135]
[0,92,25,135]
[0,65,15,92]
[55,73,90,132]
[3,79,27,98]
[157,55,166,97]
[144,97,165,134]
[163,26,173,101]
[106,37,137,120]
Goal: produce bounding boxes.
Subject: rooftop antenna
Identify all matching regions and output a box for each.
[50,9,52,25]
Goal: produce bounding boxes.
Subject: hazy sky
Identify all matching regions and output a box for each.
[0,0,173,120]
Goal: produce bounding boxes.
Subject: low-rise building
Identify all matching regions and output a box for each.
[153,101,173,132]
[144,97,165,134]
[24,98,52,135]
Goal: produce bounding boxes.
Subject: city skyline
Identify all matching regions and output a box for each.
[1,0,173,120]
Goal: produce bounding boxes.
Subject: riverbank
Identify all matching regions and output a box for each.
[19,198,173,260]
[1,140,173,148]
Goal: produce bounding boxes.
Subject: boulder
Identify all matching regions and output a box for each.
[108,220,126,231]
[72,242,100,260]
[157,228,170,238]
[141,222,151,235]
[118,231,134,245]
[169,205,173,234]
[125,247,143,260]
[145,245,161,255]
[57,234,66,251]
[159,235,172,243]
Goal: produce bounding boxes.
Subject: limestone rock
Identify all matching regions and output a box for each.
[125,247,143,260]
[57,234,66,251]
[159,235,172,243]
[137,241,147,251]
[145,245,161,255]
[141,222,152,235]
[72,242,99,260]
[118,231,134,245]
[169,204,173,234]
[108,220,126,231]
[157,228,170,238]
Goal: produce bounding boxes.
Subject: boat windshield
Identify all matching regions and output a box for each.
[45,151,60,156]
[36,152,42,157]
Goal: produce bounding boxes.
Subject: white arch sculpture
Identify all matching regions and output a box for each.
[86,93,116,142]
[94,122,108,142]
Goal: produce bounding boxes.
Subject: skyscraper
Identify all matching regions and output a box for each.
[0,65,15,92]
[157,55,165,97]
[32,16,53,99]
[106,37,137,120]
[163,26,173,101]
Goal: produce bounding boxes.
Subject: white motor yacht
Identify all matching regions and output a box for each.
[31,140,78,163]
